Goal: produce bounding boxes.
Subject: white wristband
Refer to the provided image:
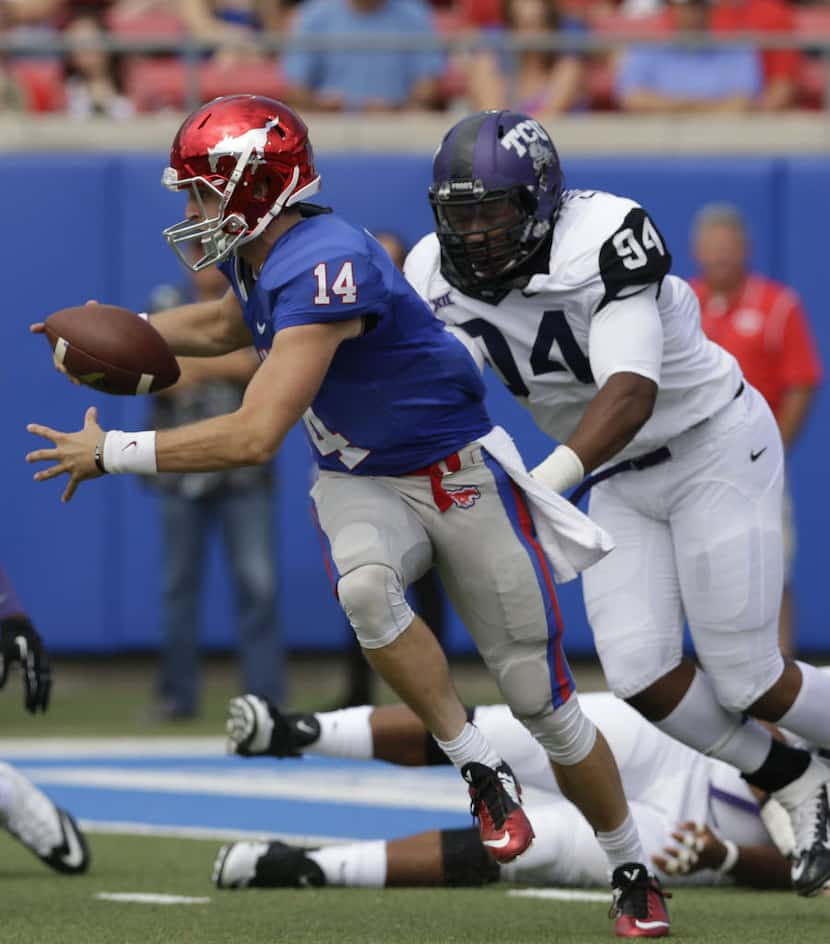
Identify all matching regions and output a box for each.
[718,839,739,874]
[102,430,158,475]
[529,444,585,493]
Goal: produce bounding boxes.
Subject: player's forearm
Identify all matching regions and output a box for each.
[149,300,243,357]
[154,408,285,471]
[728,844,791,889]
[566,372,657,473]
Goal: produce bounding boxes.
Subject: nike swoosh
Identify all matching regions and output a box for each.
[750,447,767,462]
[483,833,512,849]
[792,857,807,881]
[56,810,86,869]
[634,921,669,931]
[122,440,138,452]
[295,720,316,736]
[256,322,267,335]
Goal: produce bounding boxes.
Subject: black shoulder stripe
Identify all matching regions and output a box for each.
[597,207,672,313]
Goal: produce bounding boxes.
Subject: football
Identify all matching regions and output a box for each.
[43,303,180,395]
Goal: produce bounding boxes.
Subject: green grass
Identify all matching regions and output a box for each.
[0,833,827,944]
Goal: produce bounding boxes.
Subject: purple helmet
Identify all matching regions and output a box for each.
[429,110,563,296]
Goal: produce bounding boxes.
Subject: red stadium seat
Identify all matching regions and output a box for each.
[586,57,618,111]
[793,7,830,38]
[198,59,285,102]
[796,57,827,109]
[589,10,669,36]
[106,6,185,39]
[126,58,188,112]
[11,61,66,113]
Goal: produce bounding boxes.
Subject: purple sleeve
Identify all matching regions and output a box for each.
[0,565,26,621]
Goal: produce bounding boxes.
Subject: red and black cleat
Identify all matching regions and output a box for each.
[461,761,535,863]
[610,863,671,938]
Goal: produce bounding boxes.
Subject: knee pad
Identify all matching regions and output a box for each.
[709,650,785,715]
[515,694,597,767]
[337,564,414,650]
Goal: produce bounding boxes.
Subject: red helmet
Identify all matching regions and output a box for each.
[162,95,321,270]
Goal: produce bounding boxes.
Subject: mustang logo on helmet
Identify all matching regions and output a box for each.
[207,116,281,174]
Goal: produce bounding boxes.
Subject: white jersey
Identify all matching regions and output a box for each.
[405,190,743,463]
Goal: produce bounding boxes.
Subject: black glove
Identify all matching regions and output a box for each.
[0,616,51,713]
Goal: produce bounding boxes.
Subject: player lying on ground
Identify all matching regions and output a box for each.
[215,692,801,892]
[0,565,89,874]
[24,95,667,935]
[405,109,830,897]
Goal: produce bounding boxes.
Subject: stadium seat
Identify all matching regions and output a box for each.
[198,59,285,102]
[589,10,669,36]
[11,61,65,113]
[796,57,827,109]
[126,58,188,112]
[106,6,185,40]
[793,7,830,39]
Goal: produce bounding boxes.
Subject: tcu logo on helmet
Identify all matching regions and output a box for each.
[499,119,552,160]
[444,485,482,509]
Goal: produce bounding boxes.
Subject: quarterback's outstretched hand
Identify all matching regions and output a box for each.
[26,406,105,503]
[0,615,52,713]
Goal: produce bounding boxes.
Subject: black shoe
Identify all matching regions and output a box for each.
[213,840,325,889]
[609,863,671,938]
[226,694,320,757]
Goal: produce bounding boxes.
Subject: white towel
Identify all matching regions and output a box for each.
[479,426,615,583]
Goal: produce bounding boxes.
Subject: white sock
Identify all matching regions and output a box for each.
[777,662,830,750]
[307,841,387,887]
[655,669,772,773]
[313,706,375,760]
[434,722,501,772]
[596,812,645,873]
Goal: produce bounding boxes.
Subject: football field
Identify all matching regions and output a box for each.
[0,734,826,944]
[0,657,827,944]
[1,832,828,944]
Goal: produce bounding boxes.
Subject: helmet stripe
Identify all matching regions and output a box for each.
[445,112,492,182]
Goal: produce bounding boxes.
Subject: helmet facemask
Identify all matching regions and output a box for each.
[162,144,303,272]
[430,181,549,292]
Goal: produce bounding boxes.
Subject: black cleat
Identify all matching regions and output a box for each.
[213,840,326,889]
[226,695,320,757]
[610,863,671,938]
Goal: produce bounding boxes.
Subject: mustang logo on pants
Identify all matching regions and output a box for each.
[444,485,482,509]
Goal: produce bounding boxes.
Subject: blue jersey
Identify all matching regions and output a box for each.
[220,209,491,475]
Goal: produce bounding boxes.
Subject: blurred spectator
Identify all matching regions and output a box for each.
[281,0,445,112]
[691,203,822,656]
[711,0,801,111]
[0,61,27,109]
[145,262,283,721]
[465,0,587,115]
[63,12,134,118]
[179,0,282,63]
[616,0,762,112]
[0,1,62,28]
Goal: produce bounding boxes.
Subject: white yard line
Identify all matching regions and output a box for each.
[508,889,610,903]
[95,892,211,905]
[80,819,347,846]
